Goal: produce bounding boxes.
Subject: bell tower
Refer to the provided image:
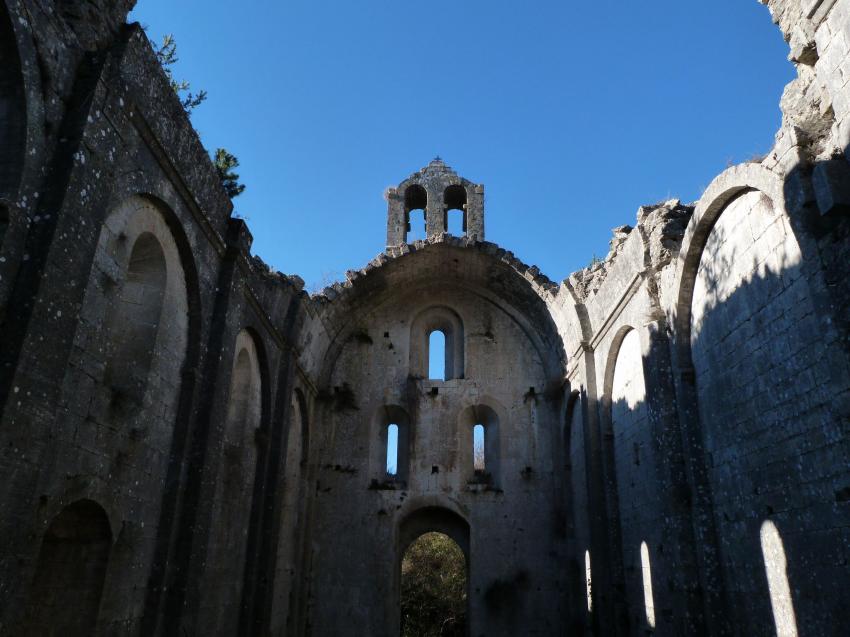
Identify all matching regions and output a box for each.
[385,158,485,248]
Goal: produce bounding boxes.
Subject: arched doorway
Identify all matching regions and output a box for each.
[398,507,470,637]
[401,532,467,636]
[20,499,112,636]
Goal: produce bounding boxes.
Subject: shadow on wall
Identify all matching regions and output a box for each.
[685,168,849,636]
[586,173,850,635]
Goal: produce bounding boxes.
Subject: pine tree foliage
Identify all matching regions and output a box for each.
[153,34,207,115]
[401,533,467,637]
[214,148,246,199]
[150,33,247,199]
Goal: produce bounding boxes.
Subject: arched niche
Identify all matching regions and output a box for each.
[201,329,263,634]
[103,232,167,406]
[91,195,189,424]
[20,499,112,637]
[602,325,662,631]
[223,330,263,446]
[410,306,465,380]
[457,403,501,486]
[270,387,311,636]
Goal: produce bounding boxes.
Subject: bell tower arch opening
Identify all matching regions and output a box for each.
[444,184,468,237]
[404,184,427,243]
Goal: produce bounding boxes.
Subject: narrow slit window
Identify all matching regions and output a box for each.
[428,330,446,380]
[386,423,399,476]
[585,550,593,613]
[640,541,656,629]
[473,424,485,472]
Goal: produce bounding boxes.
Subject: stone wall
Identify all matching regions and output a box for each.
[0,5,309,634]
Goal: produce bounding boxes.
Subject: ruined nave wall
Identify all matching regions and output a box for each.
[553,3,850,632]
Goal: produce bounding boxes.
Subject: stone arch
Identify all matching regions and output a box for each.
[202,329,263,634]
[410,305,465,380]
[398,505,471,568]
[672,163,841,632]
[20,499,112,636]
[395,506,471,636]
[601,325,640,431]
[671,163,786,357]
[0,2,26,200]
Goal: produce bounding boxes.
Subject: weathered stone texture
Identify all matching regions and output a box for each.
[0,0,848,635]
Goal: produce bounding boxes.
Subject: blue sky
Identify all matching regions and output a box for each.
[129,1,794,291]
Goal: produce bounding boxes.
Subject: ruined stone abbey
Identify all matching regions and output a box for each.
[1,0,849,635]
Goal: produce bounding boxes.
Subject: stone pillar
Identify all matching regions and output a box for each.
[425,186,445,239]
[467,184,485,241]
[385,188,405,248]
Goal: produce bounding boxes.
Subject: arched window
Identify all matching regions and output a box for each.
[21,500,112,636]
[473,424,485,473]
[410,307,464,381]
[640,541,656,629]
[760,520,798,637]
[386,423,399,476]
[104,232,167,406]
[404,184,427,242]
[444,184,467,237]
[401,532,467,635]
[460,404,500,485]
[378,406,410,483]
[428,330,446,380]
